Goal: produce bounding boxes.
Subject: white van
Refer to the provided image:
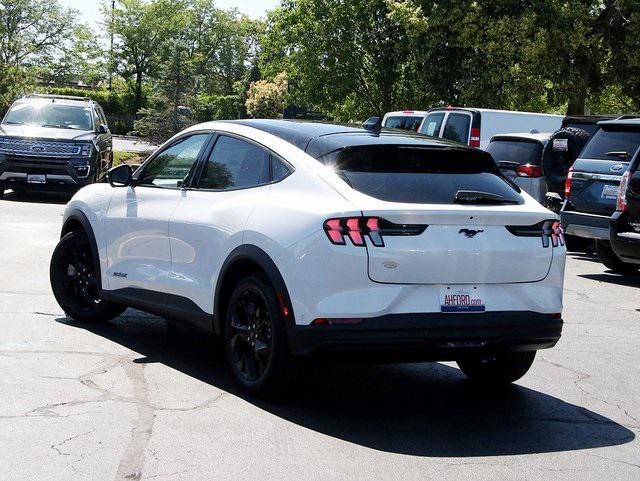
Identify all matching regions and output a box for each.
[418,107,563,149]
[382,110,427,131]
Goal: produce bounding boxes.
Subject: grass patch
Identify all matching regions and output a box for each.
[113,151,146,167]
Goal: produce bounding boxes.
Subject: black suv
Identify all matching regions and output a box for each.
[560,118,640,271]
[0,94,112,197]
[610,147,640,272]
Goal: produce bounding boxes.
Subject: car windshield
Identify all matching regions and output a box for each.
[3,102,93,131]
[487,139,543,166]
[581,127,640,160]
[320,145,522,205]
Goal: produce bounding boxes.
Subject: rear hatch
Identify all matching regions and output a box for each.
[324,144,556,285]
[568,126,640,216]
[487,136,544,183]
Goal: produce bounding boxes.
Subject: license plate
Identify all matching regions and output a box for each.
[440,286,486,313]
[601,184,619,199]
[27,174,46,184]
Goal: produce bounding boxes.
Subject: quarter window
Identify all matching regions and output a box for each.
[140,134,209,188]
[272,155,292,182]
[198,136,270,190]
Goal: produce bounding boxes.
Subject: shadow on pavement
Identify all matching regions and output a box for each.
[579,272,640,288]
[57,311,635,458]
[1,189,71,205]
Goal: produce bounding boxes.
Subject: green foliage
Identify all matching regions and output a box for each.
[245,72,288,118]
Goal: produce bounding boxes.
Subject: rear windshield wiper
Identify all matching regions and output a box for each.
[454,190,520,205]
[606,151,630,160]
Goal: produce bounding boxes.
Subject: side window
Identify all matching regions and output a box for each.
[442,113,471,144]
[97,107,107,127]
[140,134,209,188]
[198,135,270,190]
[272,155,292,182]
[420,112,445,136]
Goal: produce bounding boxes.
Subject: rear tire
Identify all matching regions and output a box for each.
[596,240,639,274]
[457,351,536,385]
[224,272,298,396]
[50,230,126,322]
[542,127,591,196]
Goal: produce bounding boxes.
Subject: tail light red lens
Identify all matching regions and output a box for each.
[506,219,565,248]
[470,128,481,148]
[323,217,427,247]
[617,171,631,212]
[564,167,574,198]
[516,164,543,178]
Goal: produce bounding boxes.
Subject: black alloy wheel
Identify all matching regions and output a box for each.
[228,287,273,382]
[50,231,125,322]
[224,273,298,395]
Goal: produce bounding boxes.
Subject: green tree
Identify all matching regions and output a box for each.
[107,0,185,111]
[245,71,287,118]
[0,0,77,109]
[262,0,415,120]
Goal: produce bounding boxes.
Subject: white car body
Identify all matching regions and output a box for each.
[418,107,563,150]
[59,119,566,361]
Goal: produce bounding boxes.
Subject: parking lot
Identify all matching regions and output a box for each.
[1,191,639,481]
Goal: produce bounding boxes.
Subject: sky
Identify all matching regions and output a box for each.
[60,0,280,28]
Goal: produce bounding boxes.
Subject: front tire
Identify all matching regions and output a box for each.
[50,230,125,322]
[224,273,298,396]
[457,351,536,385]
[596,240,639,274]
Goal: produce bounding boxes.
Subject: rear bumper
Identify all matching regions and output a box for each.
[560,209,610,240]
[0,153,96,192]
[288,311,562,360]
[610,211,640,264]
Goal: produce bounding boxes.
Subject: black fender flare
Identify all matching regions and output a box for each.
[61,209,103,293]
[214,245,294,336]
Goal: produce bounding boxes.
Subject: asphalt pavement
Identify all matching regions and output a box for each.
[1,190,639,481]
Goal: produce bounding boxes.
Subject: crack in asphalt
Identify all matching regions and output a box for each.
[540,356,640,428]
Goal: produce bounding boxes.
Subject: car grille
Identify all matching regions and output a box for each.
[0,138,81,158]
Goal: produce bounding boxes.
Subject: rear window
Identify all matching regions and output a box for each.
[442,113,471,144]
[321,145,522,205]
[487,139,543,166]
[419,112,445,136]
[384,116,423,131]
[581,128,640,160]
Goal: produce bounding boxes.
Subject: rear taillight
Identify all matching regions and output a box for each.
[617,171,631,212]
[564,166,574,198]
[470,127,481,148]
[506,220,565,248]
[323,217,427,247]
[516,164,542,178]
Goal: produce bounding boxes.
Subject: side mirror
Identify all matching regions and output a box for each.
[362,116,382,133]
[544,192,563,213]
[97,124,109,134]
[107,164,133,187]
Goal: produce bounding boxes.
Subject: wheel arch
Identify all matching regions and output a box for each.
[60,209,103,292]
[214,245,294,336]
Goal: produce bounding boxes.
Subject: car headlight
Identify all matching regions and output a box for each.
[79,143,93,158]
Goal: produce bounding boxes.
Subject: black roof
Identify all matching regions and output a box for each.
[227,119,465,159]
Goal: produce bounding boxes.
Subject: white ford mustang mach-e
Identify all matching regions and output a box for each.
[50,119,566,394]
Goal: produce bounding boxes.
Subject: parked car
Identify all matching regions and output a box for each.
[487,132,551,203]
[381,110,427,131]
[560,118,640,272]
[417,107,563,149]
[49,119,566,395]
[609,147,640,272]
[0,94,112,198]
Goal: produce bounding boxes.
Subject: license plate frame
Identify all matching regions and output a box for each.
[27,174,46,184]
[601,184,619,200]
[439,285,486,313]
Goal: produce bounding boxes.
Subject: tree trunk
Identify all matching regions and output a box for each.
[135,69,143,112]
[566,54,593,115]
